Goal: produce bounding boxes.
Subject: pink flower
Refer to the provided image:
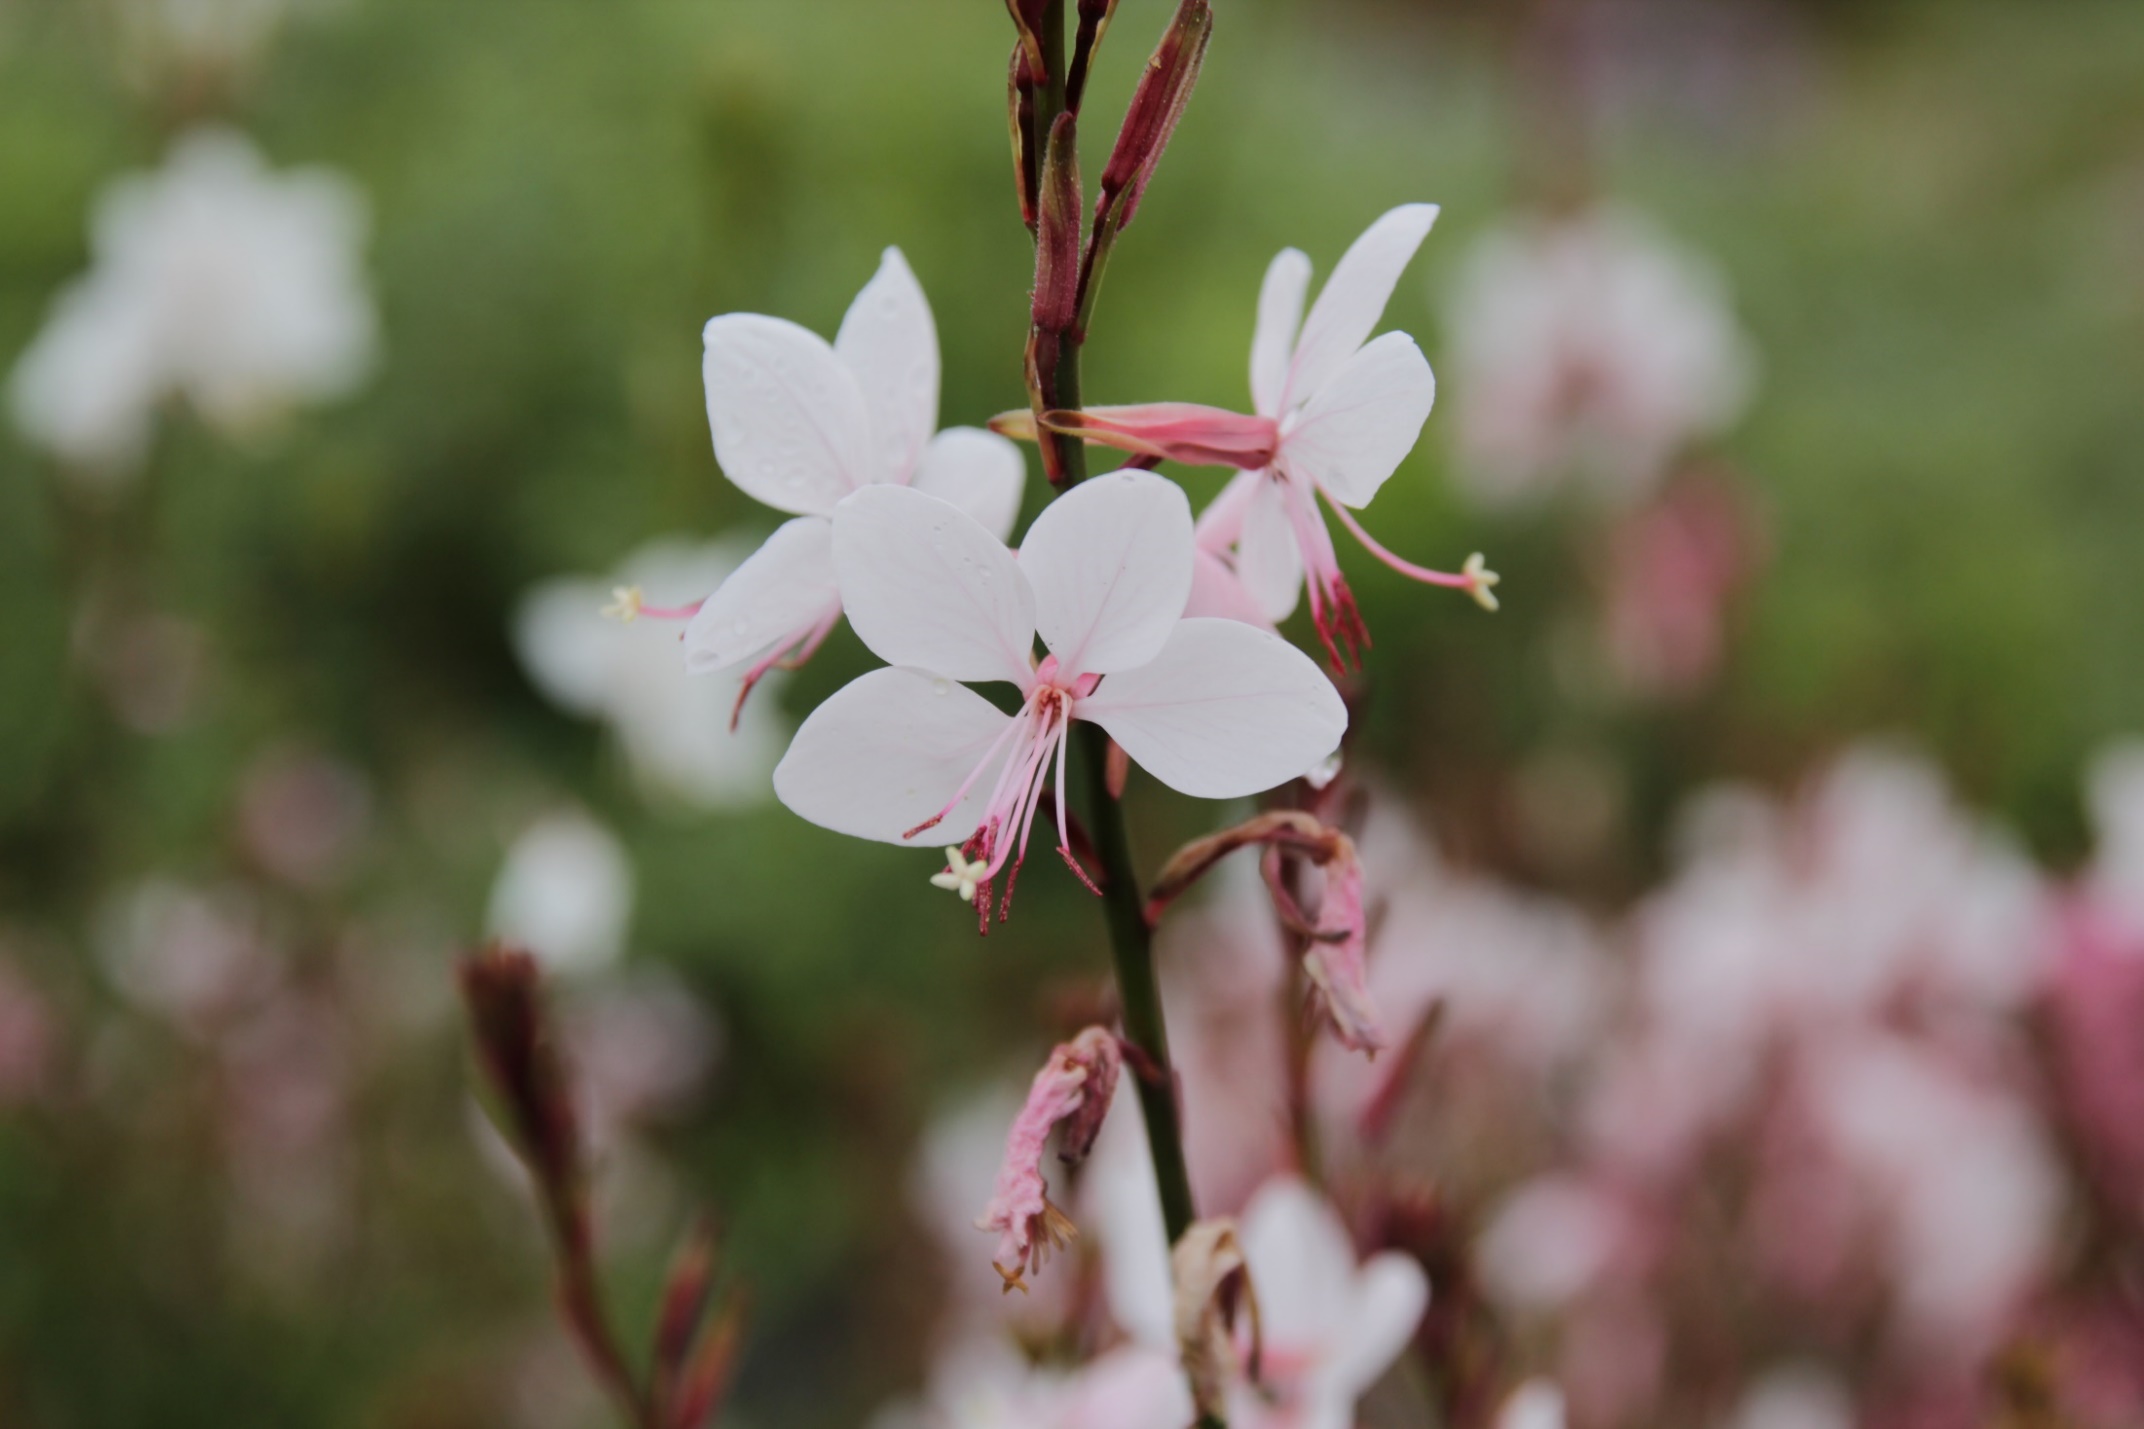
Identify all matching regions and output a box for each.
[1004,206,1495,665]
[975,1027,1122,1291]
[772,470,1347,923]
[679,250,1027,718]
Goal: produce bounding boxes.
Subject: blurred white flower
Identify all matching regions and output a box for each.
[564,970,719,1143]
[1496,1380,1567,1429]
[514,538,786,810]
[870,1337,1189,1429]
[1444,205,1755,509]
[485,810,633,976]
[8,126,376,481]
[1728,1364,1856,1429]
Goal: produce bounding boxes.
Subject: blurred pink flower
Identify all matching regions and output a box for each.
[0,957,55,1107]
[96,877,280,1035]
[976,1027,1120,1292]
[236,745,372,889]
[1445,205,1755,510]
[1599,474,1760,698]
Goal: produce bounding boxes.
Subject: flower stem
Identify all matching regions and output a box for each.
[1076,722,1195,1242]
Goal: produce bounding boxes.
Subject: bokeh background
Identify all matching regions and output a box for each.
[2,0,2143,1426]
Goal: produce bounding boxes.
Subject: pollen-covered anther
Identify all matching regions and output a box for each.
[988,1199,1079,1295]
[930,847,990,903]
[1463,552,1502,612]
[600,585,644,623]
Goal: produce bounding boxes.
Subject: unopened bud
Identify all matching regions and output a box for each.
[1006,41,1040,230]
[1033,111,1082,336]
[458,944,581,1199]
[1097,0,1211,230]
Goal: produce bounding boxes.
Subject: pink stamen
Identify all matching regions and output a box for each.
[902,713,1028,842]
[729,607,840,732]
[1319,489,1475,591]
[1278,474,1367,671]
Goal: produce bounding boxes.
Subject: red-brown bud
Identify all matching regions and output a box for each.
[1032,111,1083,336]
[1097,0,1211,231]
[459,944,581,1204]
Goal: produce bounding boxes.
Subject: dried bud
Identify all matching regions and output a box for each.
[975,1026,1122,1291]
[1097,0,1211,230]
[1032,111,1083,336]
[459,944,580,1200]
[1172,1217,1262,1422]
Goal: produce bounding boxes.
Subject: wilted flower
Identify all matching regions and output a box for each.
[772,472,1345,924]
[975,1027,1121,1291]
[684,249,1027,712]
[8,127,376,481]
[1444,205,1755,509]
[515,538,787,809]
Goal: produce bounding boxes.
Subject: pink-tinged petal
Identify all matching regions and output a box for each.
[1078,618,1345,799]
[1281,330,1435,509]
[1186,549,1274,627]
[702,313,874,516]
[910,425,1026,540]
[1236,472,1304,621]
[833,247,939,485]
[682,516,839,674]
[772,665,1011,844]
[1194,468,1263,553]
[1020,469,1195,678]
[1284,203,1439,410]
[1304,851,1385,1055]
[1045,403,1279,469]
[1324,1253,1432,1397]
[1250,247,1312,419]
[977,1027,1121,1290]
[832,485,1037,687]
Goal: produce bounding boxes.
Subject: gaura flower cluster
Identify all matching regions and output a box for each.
[661,211,1487,921]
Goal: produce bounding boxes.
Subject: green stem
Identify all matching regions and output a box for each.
[1077,722,1195,1242]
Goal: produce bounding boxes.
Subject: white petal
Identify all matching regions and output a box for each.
[1236,472,1304,620]
[834,247,940,485]
[1249,247,1311,419]
[1324,1253,1432,1397]
[1284,203,1439,411]
[910,425,1026,540]
[1239,1175,1363,1347]
[772,666,1012,844]
[682,516,840,674]
[1019,468,1193,678]
[833,484,1036,686]
[702,313,874,516]
[1279,331,1435,508]
[1078,618,1345,799]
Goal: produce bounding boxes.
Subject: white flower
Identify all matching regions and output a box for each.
[771,470,1345,920]
[514,537,786,810]
[1496,1380,1567,1429]
[485,810,633,976]
[8,126,376,481]
[870,1337,1190,1429]
[682,249,1028,713]
[2086,738,2144,933]
[1445,205,1755,509]
[1727,1364,1855,1429]
[1026,206,1490,662]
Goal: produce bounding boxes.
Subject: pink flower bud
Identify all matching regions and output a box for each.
[975,1026,1122,1291]
[1303,842,1388,1055]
